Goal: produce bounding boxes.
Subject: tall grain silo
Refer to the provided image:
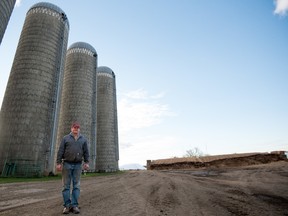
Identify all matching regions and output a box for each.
[0,0,16,45]
[96,66,119,172]
[55,42,97,172]
[0,2,69,177]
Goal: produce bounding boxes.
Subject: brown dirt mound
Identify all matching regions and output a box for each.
[148,152,287,170]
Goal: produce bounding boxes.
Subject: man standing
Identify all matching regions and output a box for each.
[56,122,90,214]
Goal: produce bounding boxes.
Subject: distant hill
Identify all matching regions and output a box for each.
[120,163,146,170]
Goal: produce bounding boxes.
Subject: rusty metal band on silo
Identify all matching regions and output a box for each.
[0,2,69,177]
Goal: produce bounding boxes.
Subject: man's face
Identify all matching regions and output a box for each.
[71,126,80,135]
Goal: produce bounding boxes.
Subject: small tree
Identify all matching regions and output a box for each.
[184,147,204,158]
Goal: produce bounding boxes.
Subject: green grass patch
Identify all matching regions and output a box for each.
[0,171,125,184]
[0,175,62,184]
[82,170,125,178]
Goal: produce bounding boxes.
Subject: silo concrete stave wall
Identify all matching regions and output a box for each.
[0,2,69,177]
[96,66,119,172]
[0,0,16,45]
[54,42,97,172]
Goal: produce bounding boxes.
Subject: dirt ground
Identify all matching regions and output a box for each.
[0,161,287,216]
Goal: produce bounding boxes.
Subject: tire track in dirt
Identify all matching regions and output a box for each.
[0,162,287,216]
[0,181,61,214]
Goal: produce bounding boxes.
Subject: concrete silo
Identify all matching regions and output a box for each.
[55,42,97,172]
[0,2,69,177]
[96,66,119,172]
[0,0,16,45]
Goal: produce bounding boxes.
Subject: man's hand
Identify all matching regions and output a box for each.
[56,164,62,171]
[83,163,89,170]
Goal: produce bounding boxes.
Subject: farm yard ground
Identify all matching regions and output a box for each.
[0,161,287,216]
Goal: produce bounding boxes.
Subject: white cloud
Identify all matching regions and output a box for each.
[15,0,22,7]
[123,88,148,99]
[120,142,133,149]
[117,89,175,133]
[117,89,178,165]
[274,0,288,15]
[118,99,171,131]
[123,88,165,100]
[119,135,182,166]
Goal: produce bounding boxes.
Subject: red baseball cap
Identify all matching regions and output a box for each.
[71,122,80,128]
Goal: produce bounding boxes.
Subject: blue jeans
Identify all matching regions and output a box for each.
[62,162,82,207]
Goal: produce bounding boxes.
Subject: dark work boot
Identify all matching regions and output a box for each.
[72,206,80,214]
[62,207,70,214]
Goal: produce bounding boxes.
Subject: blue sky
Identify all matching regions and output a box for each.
[0,0,287,167]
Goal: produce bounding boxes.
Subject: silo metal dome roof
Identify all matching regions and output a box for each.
[97,66,114,75]
[68,42,97,54]
[29,2,69,27]
[30,2,65,14]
